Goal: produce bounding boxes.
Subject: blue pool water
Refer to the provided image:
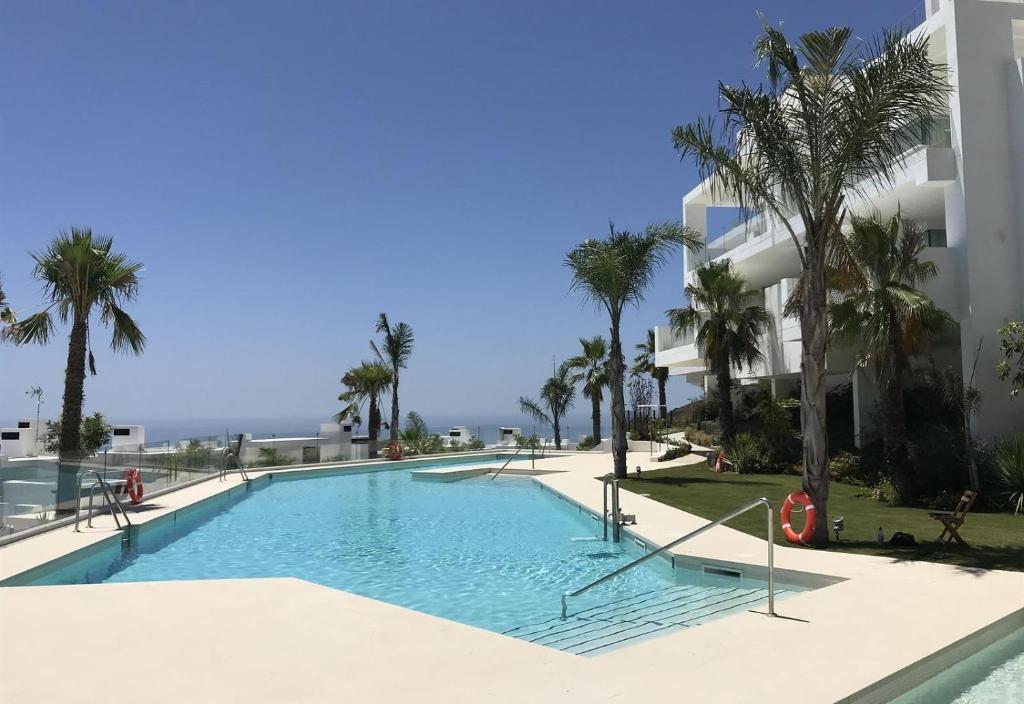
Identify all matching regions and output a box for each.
[16,460,788,653]
[892,627,1024,703]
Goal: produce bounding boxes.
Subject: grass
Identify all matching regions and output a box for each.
[618,463,1024,572]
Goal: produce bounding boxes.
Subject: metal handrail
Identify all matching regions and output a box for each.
[490,446,524,480]
[561,496,776,619]
[75,470,133,533]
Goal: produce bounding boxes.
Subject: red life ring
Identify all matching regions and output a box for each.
[781,491,816,544]
[124,467,144,505]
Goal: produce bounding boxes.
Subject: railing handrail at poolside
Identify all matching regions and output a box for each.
[74,469,133,534]
[489,446,524,480]
[560,496,777,619]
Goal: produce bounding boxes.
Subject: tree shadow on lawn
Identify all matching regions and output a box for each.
[627,475,780,489]
[833,539,1024,573]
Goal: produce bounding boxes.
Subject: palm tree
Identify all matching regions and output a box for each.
[371,313,414,447]
[828,213,952,502]
[632,329,669,419]
[10,229,145,509]
[336,361,392,459]
[566,336,609,442]
[566,221,702,478]
[0,274,14,341]
[672,25,948,543]
[667,260,772,443]
[519,362,576,450]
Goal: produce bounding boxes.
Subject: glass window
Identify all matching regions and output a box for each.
[926,229,947,247]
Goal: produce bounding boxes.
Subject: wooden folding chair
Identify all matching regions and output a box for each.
[929,489,978,546]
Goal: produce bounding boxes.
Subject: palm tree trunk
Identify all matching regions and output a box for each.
[800,260,830,547]
[368,398,380,459]
[609,313,627,478]
[56,318,88,513]
[715,363,736,442]
[879,368,912,503]
[657,375,667,419]
[553,414,562,450]
[389,377,399,445]
[591,394,601,442]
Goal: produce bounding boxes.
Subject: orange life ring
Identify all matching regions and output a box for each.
[781,490,816,544]
[124,467,144,505]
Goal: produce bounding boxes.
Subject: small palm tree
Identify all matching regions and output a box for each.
[336,361,392,459]
[566,336,609,443]
[398,411,429,454]
[519,362,576,450]
[632,329,669,419]
[371,313,414,446]
[10,229,145,510]
[566,221,702,478]
[667,260,772,442]
[672,24,949,543]
[828,213,952,502]
[997,435,1024,516]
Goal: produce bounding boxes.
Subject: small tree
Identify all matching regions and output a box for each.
[519,362,576,450]
[336,361,392,459]
[997,322,1024,399]
[42,412,112,455]
[632,329,669,418]
[565,336,609,442]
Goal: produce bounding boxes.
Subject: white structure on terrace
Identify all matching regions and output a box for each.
[0,419,47,458]
[655,0,1024,443]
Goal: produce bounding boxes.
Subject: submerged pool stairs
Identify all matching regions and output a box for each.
[503,583,786,656]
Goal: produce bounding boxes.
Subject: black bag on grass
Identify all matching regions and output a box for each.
[888,531,917,547]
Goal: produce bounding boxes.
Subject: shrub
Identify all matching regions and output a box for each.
[727,433,769,474]
[683,426,718,448]
[255,447,292,467]
[41,411,113,455]
[466,436,486,451]
[576,435,600,451]
[871,477,899,504]
[829,451,866,485]
[657,441,692,462]
[996,434,1024,515]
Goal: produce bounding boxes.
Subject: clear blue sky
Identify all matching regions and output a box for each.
[0,0,921,427]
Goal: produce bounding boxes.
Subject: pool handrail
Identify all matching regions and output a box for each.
[560,496,777,619]
[75,469,133,533]
[490,446,524,480]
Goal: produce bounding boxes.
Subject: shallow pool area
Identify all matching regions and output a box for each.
[7,459,795,654]
[892,627,1024,703]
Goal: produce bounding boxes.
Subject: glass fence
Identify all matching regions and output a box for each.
[0,424,598,539]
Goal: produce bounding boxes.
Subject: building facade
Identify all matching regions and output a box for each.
[655,0,1024,442]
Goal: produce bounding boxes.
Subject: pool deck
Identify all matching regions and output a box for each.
[1,451,1022,703]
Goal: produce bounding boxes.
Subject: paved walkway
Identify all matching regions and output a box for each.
[1,451,1021,703]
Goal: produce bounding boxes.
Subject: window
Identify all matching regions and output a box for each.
[17,421,30,428]
[113,427,131,436]
[1,431,20,440]
[926,229,947,247]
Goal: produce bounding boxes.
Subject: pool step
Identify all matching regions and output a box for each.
[504,584,786,656]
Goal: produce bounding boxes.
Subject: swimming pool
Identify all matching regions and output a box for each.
[6,459,794,655]
[892,626,1024,703]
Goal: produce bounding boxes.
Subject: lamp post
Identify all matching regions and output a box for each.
[25,386,43,450]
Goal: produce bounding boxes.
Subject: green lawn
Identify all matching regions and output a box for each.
[618,463,1024,572]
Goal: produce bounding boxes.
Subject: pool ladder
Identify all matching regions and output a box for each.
[74,470,133,538]
[561,496,777,619]
[490,439,550,480]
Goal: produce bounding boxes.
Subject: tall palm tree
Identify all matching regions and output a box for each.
[828,213,952,502]
[10,229,145,509]
[566,336,609,442]
[632,329,669,419]
[672,25,948,543]
[371,313,414,446]
[566,221,702,478]
[519,362,576,450]
[667,261,772,443]
[336,361,392,459]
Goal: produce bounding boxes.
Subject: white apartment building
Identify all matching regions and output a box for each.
[655,0,1024,443]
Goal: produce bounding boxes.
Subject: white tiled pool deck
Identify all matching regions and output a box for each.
[1,451,1022,703]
